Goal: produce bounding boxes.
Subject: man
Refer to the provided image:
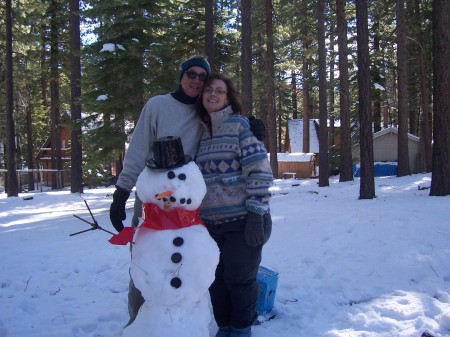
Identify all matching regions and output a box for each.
[109,55,211,325]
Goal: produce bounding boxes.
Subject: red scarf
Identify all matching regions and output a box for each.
[141,203,204,230]
[109,203,204,245]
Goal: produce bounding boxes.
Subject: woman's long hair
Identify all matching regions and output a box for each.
[196,72,243,122]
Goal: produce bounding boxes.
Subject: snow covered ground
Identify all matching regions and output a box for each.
[0,173,449,337]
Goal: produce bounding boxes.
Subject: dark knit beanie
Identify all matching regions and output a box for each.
[179,56,211,82]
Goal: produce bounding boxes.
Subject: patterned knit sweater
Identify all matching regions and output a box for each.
[196,106,273,225]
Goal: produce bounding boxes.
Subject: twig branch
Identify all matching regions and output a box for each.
[24,276,31,292]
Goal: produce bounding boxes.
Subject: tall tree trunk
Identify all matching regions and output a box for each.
[204,0,214,69]
[291,71,298,119]
[302,61,310,153]
[70,0,83,193]
[41,25,49,110]
[50,0,62,190]
[240,0,253,116]
[301,2,310,154]
[336,0,353,182]
[406,0,419,137]
[396,0,411,176]
[414,0,432,172]
[318,0,329,187]
[278,96,283,152]
[5,0,19,197]
[372,16,382,133]
[256,32,269,149]
[328,29,335,148]
[356,0,375,199]
[26,103,35,191]
[265,0,278,178]
[430,0,450,196]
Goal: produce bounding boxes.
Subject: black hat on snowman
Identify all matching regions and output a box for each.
[146,136,192,170]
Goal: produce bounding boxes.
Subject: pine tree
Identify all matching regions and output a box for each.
[318,0,329,187]
[396,0,411,177]
[5,0,19,196]
[430,0,450,196]
[70,0,83,193]
[356,0,375,199]
[336,0,353,182]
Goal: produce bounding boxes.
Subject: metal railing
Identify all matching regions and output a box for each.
[0,169,65,192]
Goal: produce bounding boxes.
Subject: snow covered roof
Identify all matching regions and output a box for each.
[373,127,420,142]
[276,152,315,162]
[287,119,320,153]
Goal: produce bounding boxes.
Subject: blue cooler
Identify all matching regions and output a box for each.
[256,266,279,315]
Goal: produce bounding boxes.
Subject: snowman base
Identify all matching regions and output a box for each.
[122,225,219,337]
[122,295,211,337]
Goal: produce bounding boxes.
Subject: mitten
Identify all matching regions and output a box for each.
[249,116,266,142]
[245,211,265,247]
[109,187,130,232]
[262,212,272,245]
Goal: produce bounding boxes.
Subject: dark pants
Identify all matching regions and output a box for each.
[207,219,262,329]
[126,193,145,327]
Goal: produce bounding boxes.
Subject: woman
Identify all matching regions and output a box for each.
[195,73,273,337]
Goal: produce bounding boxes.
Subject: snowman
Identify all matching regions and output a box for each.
[110,136,220,337]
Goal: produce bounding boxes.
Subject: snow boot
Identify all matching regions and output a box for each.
[215,326,231,337]
[229,326,251,337]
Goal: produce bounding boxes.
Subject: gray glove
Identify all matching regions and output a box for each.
[245,211,266,247]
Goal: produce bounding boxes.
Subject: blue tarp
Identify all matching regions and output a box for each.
[353,163,398,177]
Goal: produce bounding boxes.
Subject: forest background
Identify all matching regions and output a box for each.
[0,0,449,198]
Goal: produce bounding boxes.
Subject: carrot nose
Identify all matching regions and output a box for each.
[155,190,172,200]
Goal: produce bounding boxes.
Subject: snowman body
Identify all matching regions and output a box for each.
[122,161,219,337]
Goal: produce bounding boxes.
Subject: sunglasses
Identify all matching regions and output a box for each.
[185,71,208,81]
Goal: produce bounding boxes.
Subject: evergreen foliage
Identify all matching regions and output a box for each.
[0,0,447,194]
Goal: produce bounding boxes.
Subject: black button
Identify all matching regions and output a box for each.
[173,237,184,246]
[170,277,182,288]
[171,253,182,263]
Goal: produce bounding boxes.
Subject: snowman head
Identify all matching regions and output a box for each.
[136,137,206,211]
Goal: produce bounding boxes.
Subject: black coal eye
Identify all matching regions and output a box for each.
[168,171,176,179]
[178,173,186,181]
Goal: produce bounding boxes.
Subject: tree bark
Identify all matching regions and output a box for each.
[329,29,335,148]
[301,2,310,154]
[356,0,375,199]
[372,16,382,133]
[204,0,214,69]
[318,0,329,187]
[41,25,49,110]
[26,104,35,191]
[70,0,83,193]
[265,0,278,178]
[241,0,253,116]
[302,61,310,154]
[396,0,411,176]
[336,0,353,182]
[5,0,19,197]
[291,71,298,120]
[50,0,63,190]
[430,0,450,196]
[414,0,432,173]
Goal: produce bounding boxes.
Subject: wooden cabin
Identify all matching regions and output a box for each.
[36,114,72,187]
